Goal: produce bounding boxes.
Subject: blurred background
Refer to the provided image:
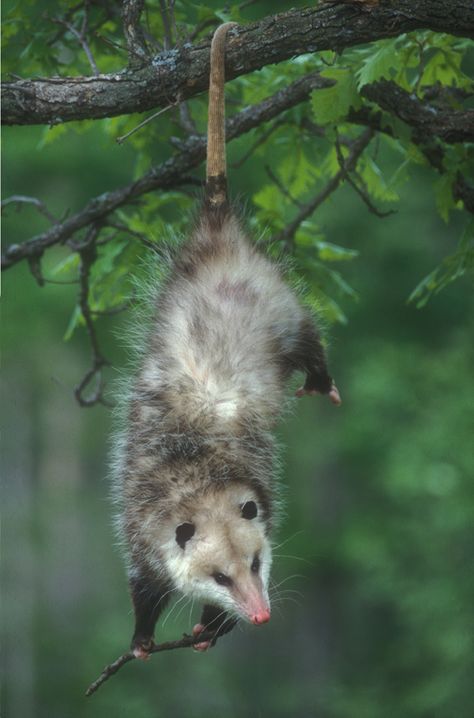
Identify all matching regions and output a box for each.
[2,23,474,718]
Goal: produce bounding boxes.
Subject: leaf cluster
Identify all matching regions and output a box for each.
[2,2,473,387]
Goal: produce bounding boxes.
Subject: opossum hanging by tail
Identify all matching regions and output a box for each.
[113,22,341,658]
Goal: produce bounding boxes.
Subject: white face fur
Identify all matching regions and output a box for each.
[163,485,272,624]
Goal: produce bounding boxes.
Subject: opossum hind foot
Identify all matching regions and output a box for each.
[295,381,342,406]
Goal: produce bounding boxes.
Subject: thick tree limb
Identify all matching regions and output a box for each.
[3,1,474,126]
[1,72,333,270]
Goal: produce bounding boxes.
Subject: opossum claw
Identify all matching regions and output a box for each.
[192,623,212,652]
[131,637,155,660]
[329,383,342,406]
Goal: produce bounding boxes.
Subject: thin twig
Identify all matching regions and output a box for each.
[188,18,217,43]
[122,0,148,65]
[116,102,178,144]
[85,630,219,697]
[51,17,99,76]
[178,102,197,135]
[105,222,163,254]
[90,302,131,316]
[231,119,284,169]
[1,195,57,223]
[335,133,395,218]
[95,31,132,57]
[274,129,374,250]
[46,1,84,46]
[73,225,111,408]
[159,0,173,49]
[264,164,304,208]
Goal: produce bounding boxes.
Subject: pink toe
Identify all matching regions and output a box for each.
[192,623,205,637]
[193,641,211,652]
[133,646,151,661]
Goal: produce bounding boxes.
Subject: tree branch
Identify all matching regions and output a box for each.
[2,72,333,271]
[345,97,474,216]
[3,1,474,126]
[50,16,99,76]
[274,128,374,249]
[72,225,111,408]
[334,132,396,218]
[85,629,219,697]
[1,195,57,223]
[361,80,474,144]
[122,0,149,66]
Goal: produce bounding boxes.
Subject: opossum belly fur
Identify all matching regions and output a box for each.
[140,212,334,432]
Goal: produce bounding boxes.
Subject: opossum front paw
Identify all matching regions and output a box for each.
[131,636,155,660]
[192,623,212,652]
[295,381,341,406]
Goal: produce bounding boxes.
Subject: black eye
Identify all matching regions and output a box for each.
[251,555,260,574]
[241,501,257,520]
[212,572,233,587]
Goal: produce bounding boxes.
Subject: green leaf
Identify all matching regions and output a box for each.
[420,49,465,88]
[317,241,359,262]
[311,68,360,125]
[253,185,278,212]
[64,305,84,341]
[317,292,348,325]
[359,156,399,203]
[434,174,457,223]
[278,146,315,197]
[322,266,359,301]
[89,240,137,312]
[51,253,80,277]
[356,40,398,89]
[409,220,474,306]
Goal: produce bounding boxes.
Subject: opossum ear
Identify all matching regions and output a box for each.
[175,522,195,549]
[241,501,258,520]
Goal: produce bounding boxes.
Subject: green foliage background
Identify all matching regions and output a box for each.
[2,1,474,717]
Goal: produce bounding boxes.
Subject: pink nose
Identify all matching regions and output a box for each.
[251,609,271,625]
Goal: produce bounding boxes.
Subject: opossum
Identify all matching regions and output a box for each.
[114,22,340,658]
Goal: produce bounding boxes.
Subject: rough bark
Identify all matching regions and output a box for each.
[3,0,474,126]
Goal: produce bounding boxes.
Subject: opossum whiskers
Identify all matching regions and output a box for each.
[271,530,305,552]
[161,593,190,629]
[272,553,314,566]
[269,585,304,611]
[270,573,305,590]
[174,595,194,626]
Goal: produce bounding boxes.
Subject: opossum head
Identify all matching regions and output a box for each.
[164,484,271,624]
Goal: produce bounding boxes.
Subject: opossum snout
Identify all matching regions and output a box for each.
[251,608,271,625]
[239,588,271,625]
